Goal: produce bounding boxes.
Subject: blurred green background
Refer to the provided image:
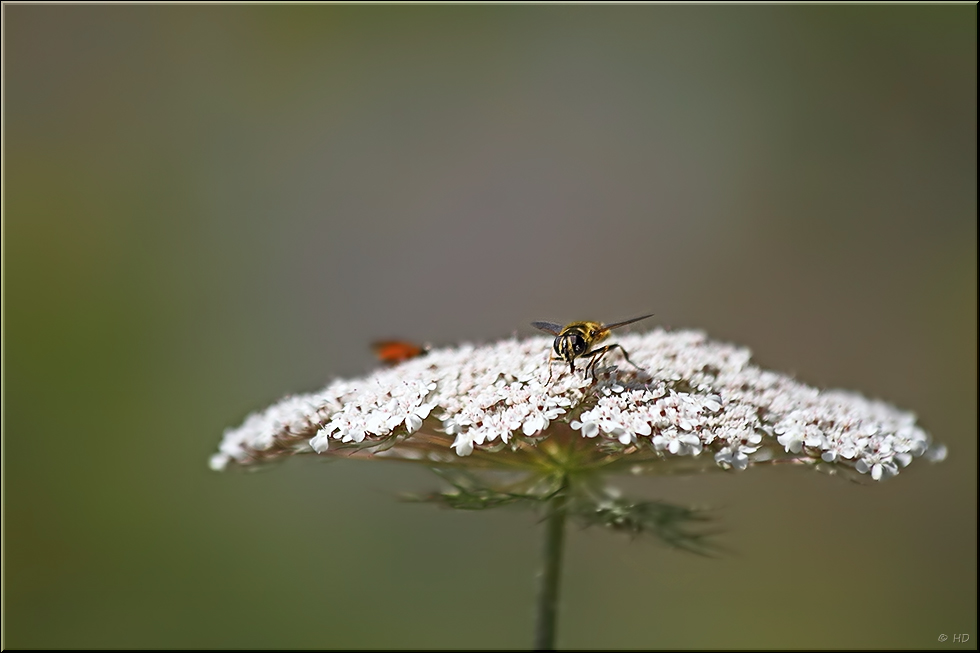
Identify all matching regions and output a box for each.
[5,5,976,649]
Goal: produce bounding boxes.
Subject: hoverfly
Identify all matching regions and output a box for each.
[531,314,654,380]
[371,340,429,366]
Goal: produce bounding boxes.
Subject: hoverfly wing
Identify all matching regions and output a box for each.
[531,321,564,336]
[602,313,655,331]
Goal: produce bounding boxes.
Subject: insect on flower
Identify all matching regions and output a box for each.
[531,314,654,380]
[371,340,429,366]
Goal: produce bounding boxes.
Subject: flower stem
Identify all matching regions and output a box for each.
[534,480,568,651]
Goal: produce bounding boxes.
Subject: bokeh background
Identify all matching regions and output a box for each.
[5,5,976,649]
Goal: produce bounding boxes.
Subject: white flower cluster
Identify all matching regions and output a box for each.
[211,329,945,481]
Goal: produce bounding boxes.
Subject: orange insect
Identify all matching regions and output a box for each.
[371,340,429,365]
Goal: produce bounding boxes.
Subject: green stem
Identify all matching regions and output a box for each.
[534,482,568,651]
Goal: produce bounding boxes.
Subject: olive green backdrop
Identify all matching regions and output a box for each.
[5,5,976,649]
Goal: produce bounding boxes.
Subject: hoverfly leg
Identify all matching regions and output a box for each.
[585,344,646,380]
[544,351,557,384]
[610,344,645,372]
[584,348,606,380]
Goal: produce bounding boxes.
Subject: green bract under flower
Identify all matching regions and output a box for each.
[211,329,946,481]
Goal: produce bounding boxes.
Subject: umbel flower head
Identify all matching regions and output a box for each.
[211,329,946,483]
[213,328,948,648]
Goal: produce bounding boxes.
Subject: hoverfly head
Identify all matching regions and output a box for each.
[555,330,588,369]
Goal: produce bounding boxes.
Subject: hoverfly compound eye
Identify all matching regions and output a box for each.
[572,334,587,355]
